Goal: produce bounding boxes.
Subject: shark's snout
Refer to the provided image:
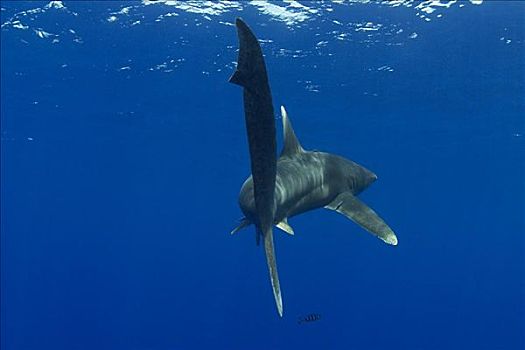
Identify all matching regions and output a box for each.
[356,166,378,193]
[361,166,377,184]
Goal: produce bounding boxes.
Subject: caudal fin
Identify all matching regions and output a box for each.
[263,228,283,317]
[231,17,282,317]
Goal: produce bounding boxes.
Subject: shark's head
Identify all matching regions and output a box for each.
[335,156,377,195]
[351,164,377,195]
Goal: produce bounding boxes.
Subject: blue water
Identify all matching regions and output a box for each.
[1,1,524,349]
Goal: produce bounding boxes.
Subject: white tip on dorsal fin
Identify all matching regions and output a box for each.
[280,106,304,157]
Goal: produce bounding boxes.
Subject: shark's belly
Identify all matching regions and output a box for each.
[274,155,334,220]
[239,152,342,223]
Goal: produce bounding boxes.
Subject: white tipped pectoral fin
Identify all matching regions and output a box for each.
[230,218,251,235]
[325,192,398,246]
[276,218,294,235]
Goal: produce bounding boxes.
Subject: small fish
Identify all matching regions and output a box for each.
[298,313,321,324]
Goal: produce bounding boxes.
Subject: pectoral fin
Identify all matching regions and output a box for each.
[276,218,294,235]
[326,192,398,246]
[263,229,283,317]
[231,217,251,235]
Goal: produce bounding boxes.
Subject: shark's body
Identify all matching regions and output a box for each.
[230,18,397,318]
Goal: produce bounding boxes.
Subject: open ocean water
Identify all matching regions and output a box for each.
[1,1,524,349]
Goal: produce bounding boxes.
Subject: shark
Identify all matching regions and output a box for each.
[229,18,397,317]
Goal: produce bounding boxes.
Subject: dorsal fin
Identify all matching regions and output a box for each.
[280,106,304,157]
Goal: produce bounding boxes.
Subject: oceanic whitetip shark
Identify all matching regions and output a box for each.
[229,18,397,317]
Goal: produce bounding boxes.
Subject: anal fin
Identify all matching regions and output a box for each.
[276,218,294,235]
[325,192,398,246]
